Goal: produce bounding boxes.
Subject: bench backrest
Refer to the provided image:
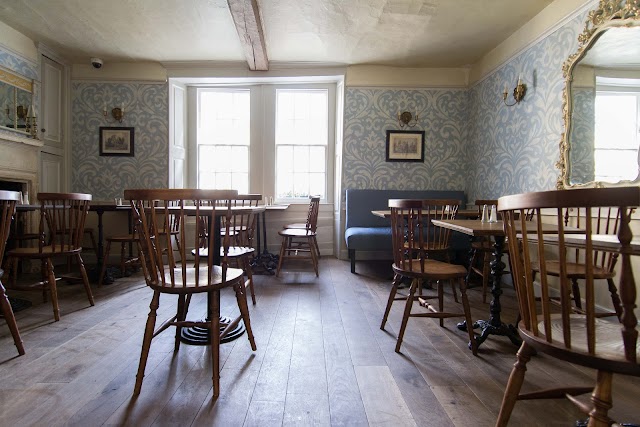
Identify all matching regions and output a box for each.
[345,189,466,229]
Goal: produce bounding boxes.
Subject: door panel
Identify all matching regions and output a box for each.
[41,56,63,148]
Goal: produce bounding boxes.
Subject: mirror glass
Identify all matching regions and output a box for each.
[0,69,33,136]
[568,26,640,186]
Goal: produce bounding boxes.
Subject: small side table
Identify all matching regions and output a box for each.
[252,204,289,274]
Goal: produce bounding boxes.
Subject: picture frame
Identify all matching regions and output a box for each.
[385,130,424,162]
[99,126,134,157]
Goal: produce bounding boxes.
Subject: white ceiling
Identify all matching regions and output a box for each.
[0,0,554,67]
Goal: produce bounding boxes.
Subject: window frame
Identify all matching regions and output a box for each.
[593,88,640,182]
[187,82,336,204]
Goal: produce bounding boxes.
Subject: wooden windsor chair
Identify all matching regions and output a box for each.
[0,190,25,355]
[276,196,320,277]
[380,199,477,354]
[5,192,94,321]
[125,188,256,399]
[283,195,321,256]
[532,206,624,319]
[496,187,640,427]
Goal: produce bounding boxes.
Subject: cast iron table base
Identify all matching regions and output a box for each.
[180,315,246,345]
[456,235,522,350]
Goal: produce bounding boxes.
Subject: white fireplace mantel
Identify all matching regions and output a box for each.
[0,130,43,196]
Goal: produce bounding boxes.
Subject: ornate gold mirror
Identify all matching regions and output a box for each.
[0,67,35,137]
[557,0,640,188]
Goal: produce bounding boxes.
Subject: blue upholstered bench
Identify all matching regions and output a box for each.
[344,189,467,274]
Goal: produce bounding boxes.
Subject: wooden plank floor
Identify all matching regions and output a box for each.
[1,258,639,426]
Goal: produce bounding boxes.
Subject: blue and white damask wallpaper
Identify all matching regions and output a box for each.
[71,82,168,199]
[568,87,595,184]
[341,7,591,204]
[342,88,469,193]
[466,11,589,201]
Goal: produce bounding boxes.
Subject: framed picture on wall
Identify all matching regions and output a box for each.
[99,127,135,157]
[385,130,424,162]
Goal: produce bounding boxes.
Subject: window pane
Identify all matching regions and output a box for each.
[216,172,232,189]
[293,146,310,173]
[293,173,310,198]
[276,89,328,146]
[309,173,325,196]
[197,89,250,192]
[234,173,249,194]
[595,94,638,149]
[199,172,215,189]
[277,146,294,174]
[309,147,325,172]
[232,146,249,172]
[594,149,639,181]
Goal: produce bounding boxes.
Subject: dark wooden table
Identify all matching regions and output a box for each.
[88,203,132,284]
[432,219,582,350]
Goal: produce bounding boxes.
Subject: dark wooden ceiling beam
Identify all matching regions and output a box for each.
[227,0,269,71]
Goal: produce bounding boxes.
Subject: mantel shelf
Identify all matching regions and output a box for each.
[0,130,43,148]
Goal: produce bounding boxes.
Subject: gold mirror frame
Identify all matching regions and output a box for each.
[0,66,35,138]
[556,0,640,189]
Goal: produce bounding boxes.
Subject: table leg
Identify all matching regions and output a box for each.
[250,210,278,275]
[458,235,521,349]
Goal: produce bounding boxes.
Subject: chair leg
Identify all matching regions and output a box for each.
[605,278,623,321]
[381,274,402,330]
[458,277,477,355]
[438,280,444,327]
[571,278,582,309]
[174,294,186,352]
[76,253,94,306]
[309,236,319,277]
[0,281,25,355]
[98,241,112,286]
[395,279,417,353]
[134,290,160,396]
[496,342,535,427]
[313,235,320,258]
[120,242,126,276]
[275,236,287,277]
[349,249,356,274]
[242,256,256,305]
[45,258,60,322]
[588,371,613,427]
[208,290,221,398]
[234,281,256,351]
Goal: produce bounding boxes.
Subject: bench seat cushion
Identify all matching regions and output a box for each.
[345,226,392,251]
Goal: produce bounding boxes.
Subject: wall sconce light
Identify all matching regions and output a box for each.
[503,74,527,107]
[103,103,125,123]
[397,111,419,128]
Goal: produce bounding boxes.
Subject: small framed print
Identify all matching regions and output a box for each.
[385,130,425,162]
[99,126,134,157]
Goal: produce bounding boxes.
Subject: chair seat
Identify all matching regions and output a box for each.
[403,242,449,252]
[393,259,467,280]
[532,260,615,279]
[278,228,317,237]
[152,265,244,293]
[284,222,307,229]
[191,246,255,258]
[8,244,80,257]
[107,234,138,242]
[525,314,640,374]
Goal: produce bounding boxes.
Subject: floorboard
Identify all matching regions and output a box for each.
[0,258,638,426]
